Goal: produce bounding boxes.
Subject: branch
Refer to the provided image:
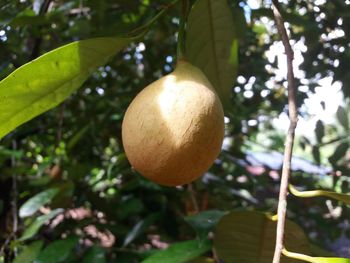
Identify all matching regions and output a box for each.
[271,1,298,263]
[0,141,19,262]
[11,140,18,257]
[29,0,53,60]
[187,183,199,213]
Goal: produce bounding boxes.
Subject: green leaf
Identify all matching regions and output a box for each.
[283,249,350,263]
[328,142,349,166]
[10,9,50,27]
[315,120,325,143]
[13,241,43,263]
[67,123,91,150]
[187,257,215,263]
[83,246,106,263]
[232,7,248,40]
[336,106,349,130]
[214,211,310,263]
[123,213,160,247]
[142,239,212,263]
[34,236,79,263]
[310,244,335,257]
[311,259,350,263]
[289,184,350,204]
[0,37,134,140]
[0,148,24,159]
[20,209,63,241]
[186,0,239,110]
[312,146,321,165]
[185,210,227,240]
[19,188,60,218]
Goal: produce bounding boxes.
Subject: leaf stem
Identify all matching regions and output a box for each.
[282,248,316,263]
[271,1,298,263]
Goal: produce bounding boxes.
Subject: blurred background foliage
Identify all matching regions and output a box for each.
[0,0,349,262]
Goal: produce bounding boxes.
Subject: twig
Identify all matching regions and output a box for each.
[11,140,18,257]
[187,183,199,213]
[29,0,53,60]
[271,1,298,263]
[55,103,65,148]
[0,141,19,261]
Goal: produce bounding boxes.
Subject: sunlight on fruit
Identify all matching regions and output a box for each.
[122,61,224,186]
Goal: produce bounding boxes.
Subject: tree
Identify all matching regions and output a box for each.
[0,0,349,262]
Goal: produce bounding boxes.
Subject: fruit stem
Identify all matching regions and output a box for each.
[177,0,189,61]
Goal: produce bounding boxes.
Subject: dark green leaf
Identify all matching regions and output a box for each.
[232,7,248,40]
[34,236,79,263]
[187,257,215,263]
[312,146,321,165]
[83,246,106,263]
[0,148,24,159]
[19,188,60,218]
[315,120,325,143]
[185,210,227,240]
[186,0,238,110]
[336,106,349,130]
[214,211,310,263]
[142,239,212,263]
[20,209,63,241]
[13,241,43,263]
[123,213,160,247]
[251,8,273,19]
[328,142,349,166]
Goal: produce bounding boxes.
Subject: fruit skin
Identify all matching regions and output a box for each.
[122,60,224,186]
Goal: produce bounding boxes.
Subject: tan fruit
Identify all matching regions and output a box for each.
[122,60,224,186]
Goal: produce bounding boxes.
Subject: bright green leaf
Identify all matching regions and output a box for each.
[214,211,310,263]
[142,239,212,263]
[19,188,60,218]
[186,0,239,110]
[289,184,350,204]
[13,241,43,263]
[20,209,63,241]
[311,258,350,263]
[0,37,134,140]
[283,248,350,263]
[34,236,79,263]
[0,0,177,140]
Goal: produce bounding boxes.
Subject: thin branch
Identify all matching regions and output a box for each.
[187,183,199,213]
[11,140,18,256]
[29,0,53,60]
[271,1,298,263]
[0,141,19,262]
[55,103,65,149]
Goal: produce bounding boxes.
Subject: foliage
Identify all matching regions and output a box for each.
[0,0,349,262]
